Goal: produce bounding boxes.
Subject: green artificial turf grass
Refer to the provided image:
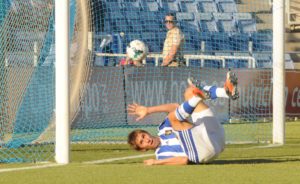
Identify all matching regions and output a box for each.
[0,121,300,184]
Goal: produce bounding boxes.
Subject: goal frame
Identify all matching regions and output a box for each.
[54,0,286,164]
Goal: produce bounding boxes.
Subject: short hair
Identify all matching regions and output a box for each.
[165,12,177,22]
[127,129,149,151]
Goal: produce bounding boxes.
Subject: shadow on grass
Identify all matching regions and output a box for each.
[210,158,300,165]
[96,157,300,165]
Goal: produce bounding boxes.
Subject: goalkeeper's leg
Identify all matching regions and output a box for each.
[189,71,239,100]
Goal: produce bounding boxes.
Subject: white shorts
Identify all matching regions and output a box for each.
[176,108,225,164]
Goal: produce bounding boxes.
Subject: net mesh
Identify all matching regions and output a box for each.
[0,0,276,163]
[0,0,92,162]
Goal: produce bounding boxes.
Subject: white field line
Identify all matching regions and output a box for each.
[244,144,284,149]
[83,154,154,164]
[0,163,65,173]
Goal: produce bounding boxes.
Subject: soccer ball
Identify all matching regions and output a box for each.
[126,40,148,62]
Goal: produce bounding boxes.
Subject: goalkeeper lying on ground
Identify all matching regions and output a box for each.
[127,71,239,165]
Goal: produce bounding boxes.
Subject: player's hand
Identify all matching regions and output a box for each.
[127,103,148,121]
[143,159,156,166]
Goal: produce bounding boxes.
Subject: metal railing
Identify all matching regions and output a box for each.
[95,52,257,68]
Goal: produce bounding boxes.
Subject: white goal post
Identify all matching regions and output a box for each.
[272,0,285,144]
[55,0,70,164]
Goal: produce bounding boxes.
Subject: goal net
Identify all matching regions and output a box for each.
[0,0,280,163]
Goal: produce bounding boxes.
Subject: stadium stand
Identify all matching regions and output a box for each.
[141,0,161,12]
[95,0,283,68]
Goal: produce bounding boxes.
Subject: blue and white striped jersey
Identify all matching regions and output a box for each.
[155,118,187,160]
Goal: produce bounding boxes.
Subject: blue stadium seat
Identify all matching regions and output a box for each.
[157,31,166,42]
[183,31,198,53]
[141,32,161,52]
[125,32,142,43]
[124,11,144,32]
[230,33,251,51]
[214,13,237,33]
[203,59,222,68]
[141,0,161,11]
[103,18,112,32]
[108,9,124,20]
[180,1,200,13]
[211,32,232,51]
[197,32,215,51]
[105,0,123,12]
[233,52,251,68]
[253,52,272,68]
[251,32,272,51]
[144,19,162,32]
[195,13,218,32]
[217,1,237,12]
[176,12,194,21]
[177,12,200,32]
[124,11,140,20]
[128,19,144,32]
[214,52,234,68]
[198,0,218,13]
[108,11,128,33]
[161,0,181,12]
[234,13,256,33]
[122,0,141,11]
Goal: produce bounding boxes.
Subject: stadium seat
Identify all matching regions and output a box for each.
[182,31,198,53]
[230,33,251,51]
[214,52,234,68]
[161,0,181,12]
[125,32,142,43]
[195,13,218,32]
[234,13,256,33]
[198,1,218,13]
[233,52,251,68]
[124,11,140,20]
[109,11,128,33]
[179,1,200,13]
[251,32,272,51]
[197,32,215,51]
[144,19,162,32]
[253,52,272,68]
[122,0,141,11]
[177,12,200,32]
[103,17,112,32]
[214,13,237,33]
[105,0,123,12]
[217,1,237,13]
[211,32,232,51]
[140,0,161,12]
[141,32,161,52]
[124,11,144,32]
[176,12,194,21]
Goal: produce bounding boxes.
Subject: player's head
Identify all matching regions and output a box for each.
[127,129,160,152]
[164,12,177,30]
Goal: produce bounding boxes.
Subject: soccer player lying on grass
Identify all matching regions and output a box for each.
[127,71,239,165]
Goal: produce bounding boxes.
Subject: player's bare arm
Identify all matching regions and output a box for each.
[127,103,179,121]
